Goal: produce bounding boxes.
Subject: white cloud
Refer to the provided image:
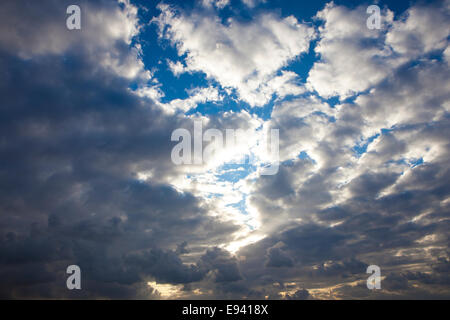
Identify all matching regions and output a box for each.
[166,86,224,112]
[167,59,187,76]
[386,1,450,57]
[0,0,149,80]
[308,1,450,100]
[153,4,315,106]
[307,3,396,99]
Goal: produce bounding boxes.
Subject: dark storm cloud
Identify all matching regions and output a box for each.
[0,0,241,298]
[199,247,243,283]
[265,244,294,268]
[125,248,204,284]
[313,259,368,278]
[285,289,310,300]
[347,171,400,198]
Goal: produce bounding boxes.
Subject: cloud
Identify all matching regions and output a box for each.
[199,247,243,282]
[228,0,450,300]
[0,0,449,300]
[125,248,204,284]
[0,0,243,299]
[265,242,294,268]
[201,0,230,10]
[307,3,397,99]
[161,86,223,112]
[0,0,150,80]
[153,3,315,106]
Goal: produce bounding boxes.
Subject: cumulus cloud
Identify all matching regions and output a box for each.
[153,3,315,106]
[265,242,294,268]
[308,0,450,99]
[0,0,150,80]
[230,0,450,300]
[386,1,450,57]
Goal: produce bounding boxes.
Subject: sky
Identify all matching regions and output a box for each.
[0,0,449,299]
